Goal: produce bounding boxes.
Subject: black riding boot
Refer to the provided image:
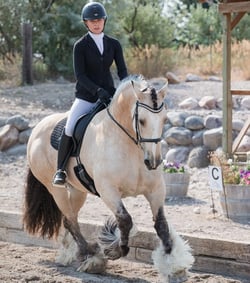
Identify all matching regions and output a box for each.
[52,131,73,187]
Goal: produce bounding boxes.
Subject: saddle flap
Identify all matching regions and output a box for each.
[50,101,106,157]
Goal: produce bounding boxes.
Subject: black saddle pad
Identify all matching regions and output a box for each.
[50,101,106,156]
[50,117,67,150]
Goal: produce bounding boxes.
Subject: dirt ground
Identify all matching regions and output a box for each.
[0,240,245,283]
[0,79,250,282]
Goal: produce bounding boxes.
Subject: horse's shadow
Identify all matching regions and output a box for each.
[40,259,155,283]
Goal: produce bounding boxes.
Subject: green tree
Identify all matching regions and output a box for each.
[0,0,28,61]
[121,0,173,49]
[232,13,250,41]
[168,3,222,51]
[28,0,85,77]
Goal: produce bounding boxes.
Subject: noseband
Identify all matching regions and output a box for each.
[106,100,164,147]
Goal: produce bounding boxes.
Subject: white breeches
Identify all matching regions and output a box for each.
[65,98,98,137]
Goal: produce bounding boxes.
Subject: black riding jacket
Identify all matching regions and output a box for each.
[73,33,128,102]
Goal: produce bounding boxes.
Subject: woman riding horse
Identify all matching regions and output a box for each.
[23,75,194,280]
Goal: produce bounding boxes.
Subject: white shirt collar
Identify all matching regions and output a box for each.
[88,32,104,54]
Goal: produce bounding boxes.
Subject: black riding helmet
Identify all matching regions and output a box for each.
[81,2,107,21]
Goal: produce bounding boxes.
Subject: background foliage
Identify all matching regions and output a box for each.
[0,0,250,81]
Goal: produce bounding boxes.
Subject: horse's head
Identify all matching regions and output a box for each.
[110,75,168,170]
[130,76,168,170]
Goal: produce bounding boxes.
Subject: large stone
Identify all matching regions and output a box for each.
[179,97,199,110]
[198,96,217,109]
[232,119,244,132]
[204,115,222,129]
[185,73,202,82]
[192,130,205,146]
[164,146,190,163]
[0,124,19,151]
[203,127,223,150]
[6,115,29,131]
[187,146,210,168]
[240,97,250,110]
[166,72,181,84]
[6,144,27,155]
[164,127,192,146]
[208,76,221,82]
[167,112,189,127]
[185,115,204,130]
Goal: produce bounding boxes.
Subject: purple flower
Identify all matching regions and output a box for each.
[240,169,250,185]
[163,160,185,173]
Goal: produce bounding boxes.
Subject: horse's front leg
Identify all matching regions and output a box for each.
[144,185,172,252]
[145,186,194,281]
[99,198,133,260]
[154,206,172,253]
[115,201,133,256]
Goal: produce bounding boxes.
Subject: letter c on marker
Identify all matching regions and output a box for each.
[212,167,219,180]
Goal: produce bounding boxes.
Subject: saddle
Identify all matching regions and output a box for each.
[50,101,106,196]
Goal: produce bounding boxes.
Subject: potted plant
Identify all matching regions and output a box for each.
[162,160,190,199]
[210,152,250,223]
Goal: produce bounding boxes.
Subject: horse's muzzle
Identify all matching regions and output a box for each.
[144,158,162,170]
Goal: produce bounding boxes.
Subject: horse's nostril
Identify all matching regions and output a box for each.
[144,159,151,168]
[144,159,154,170]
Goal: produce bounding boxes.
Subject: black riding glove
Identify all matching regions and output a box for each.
[97,88,111,105]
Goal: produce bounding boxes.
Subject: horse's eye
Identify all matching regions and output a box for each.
[139,119,145,126]
[140,88,148,93]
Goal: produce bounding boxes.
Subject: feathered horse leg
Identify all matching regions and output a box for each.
[99,201,133,260]
[62,216,107,273]
[55,228,78,266]
[152,206,194,283]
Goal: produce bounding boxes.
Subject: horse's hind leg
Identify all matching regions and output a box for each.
[55,228,78,266]
[50,185,107,273]
[62,216,107,273]
[99,200,133,260]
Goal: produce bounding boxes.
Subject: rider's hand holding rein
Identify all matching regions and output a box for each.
[97,88,111,105]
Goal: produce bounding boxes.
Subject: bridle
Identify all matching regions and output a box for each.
[106,99,164,148]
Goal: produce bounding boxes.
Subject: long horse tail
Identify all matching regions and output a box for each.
[23,168,62,239]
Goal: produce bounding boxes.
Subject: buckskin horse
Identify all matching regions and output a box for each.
[23,75,193,280]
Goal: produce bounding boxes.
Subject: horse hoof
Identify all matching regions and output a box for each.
[104,246,122,260]
[168,270,188,283]
[121,245,130,257]
[77,255,107,274]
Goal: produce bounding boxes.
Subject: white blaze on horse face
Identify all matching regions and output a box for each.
[138,107,165,170]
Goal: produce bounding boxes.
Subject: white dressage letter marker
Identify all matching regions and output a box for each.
[208,166,223,191]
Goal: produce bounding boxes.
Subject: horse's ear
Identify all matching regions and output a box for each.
[130,80,141,99]
[157,79,168,99]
